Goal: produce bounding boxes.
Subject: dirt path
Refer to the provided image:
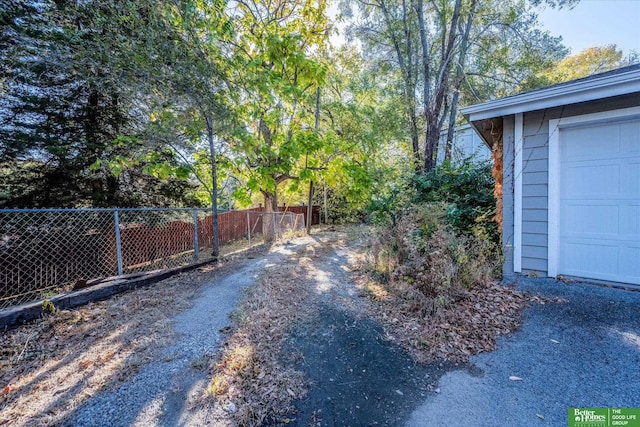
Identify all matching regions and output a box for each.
[2,227,458,426]
[282,235,449,426]
[67,254,284,426]
[1,242,295,426]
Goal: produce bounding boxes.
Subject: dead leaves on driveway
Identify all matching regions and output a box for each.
[357,269,563,364]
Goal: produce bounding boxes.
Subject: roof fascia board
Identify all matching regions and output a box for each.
[462,70,640,121]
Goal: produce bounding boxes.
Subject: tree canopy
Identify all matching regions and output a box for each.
[1,0,631,216]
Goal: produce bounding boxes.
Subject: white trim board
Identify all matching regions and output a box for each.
[514,113,523,273]
[547,105,640,278]
[462,67,640,122]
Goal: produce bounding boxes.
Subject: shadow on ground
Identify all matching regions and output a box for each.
[285,305,455,427]
[405,278,640,427]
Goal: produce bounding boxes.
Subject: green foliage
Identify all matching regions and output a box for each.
[460,1,569,98]
[369,157,497,243]
[219,0,332,210]
[0,0,205,208]
[531,45,625,87]
[41,300,57,314]
[410,158,498,243]
[313,47,411,224]
[368,155,502,313]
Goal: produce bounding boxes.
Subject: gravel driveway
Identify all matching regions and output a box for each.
[65,244,297,427]
[406,278,640,426]
[9,230,638,426]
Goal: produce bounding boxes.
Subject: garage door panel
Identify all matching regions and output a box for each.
[561,124,621,158]
[620,121,640,153]
[562,164,619,196]
[561,241,619,278]
[621,205,640,236]
[619,246,640,280]
[558,116,640,285]
[620,161,640,194]
[562,204,619,235]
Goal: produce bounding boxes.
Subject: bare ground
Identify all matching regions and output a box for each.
[1,225,538,426]
[0,244,269,426]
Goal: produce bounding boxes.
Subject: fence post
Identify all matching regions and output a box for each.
[114,210,123,276]
[273,212,278,241]
[246,210,251,248]
[193,208,200,261]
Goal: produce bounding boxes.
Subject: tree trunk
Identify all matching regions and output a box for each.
[306,180,314,234]
[408,101,421,166]
[306,87,320,235]
[419,0,463,172]
[262,190,278,242]
[444,110,456,162]
[424,118,440,171]
[381,0,421,168]
[445,0,478,162]
[206,115,220,259]
[323,184,328,224]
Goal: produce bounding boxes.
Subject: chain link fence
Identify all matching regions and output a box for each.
[0,207,314,310]
[246,211,306,245]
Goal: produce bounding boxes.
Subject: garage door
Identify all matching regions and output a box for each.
[559,117,640,285]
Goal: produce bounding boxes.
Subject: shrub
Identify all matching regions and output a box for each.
[371,203,502,315]
[410,158,498,244]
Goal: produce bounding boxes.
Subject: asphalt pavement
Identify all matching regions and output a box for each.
[406,277,640,427]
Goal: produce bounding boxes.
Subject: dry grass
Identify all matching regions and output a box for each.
[360,206,539,364]
[354,242,566,364]
[0,223,561,426]
[200,228,359,427]
[0,255,251,427]
[197,223,551,424]
[201,255,317,426]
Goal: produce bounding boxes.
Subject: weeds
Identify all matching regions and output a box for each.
[204,264,312,426]
[372,203,502,315]
[360,202,534,363]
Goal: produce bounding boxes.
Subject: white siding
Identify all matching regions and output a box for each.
[437,125,492,164]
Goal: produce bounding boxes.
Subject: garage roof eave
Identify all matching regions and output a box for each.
[461,65,640,122]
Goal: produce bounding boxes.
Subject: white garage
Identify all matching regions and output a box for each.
[462,64,640,286]
[549,109,640,285]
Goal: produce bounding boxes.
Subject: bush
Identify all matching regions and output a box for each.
[410,158,498,244]
[367,157,502,314]
[371,203,502,315]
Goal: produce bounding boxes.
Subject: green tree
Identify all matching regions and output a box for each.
[0,0,202,207]
[343,0,570,173]
[224,0,330,221]
[315,48,410,222]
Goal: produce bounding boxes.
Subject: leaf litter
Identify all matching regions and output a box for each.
[352,243,566,364]
[0,249,258,427]
[1,226,566,426]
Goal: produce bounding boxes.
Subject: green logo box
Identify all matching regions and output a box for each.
[569,408,640,427]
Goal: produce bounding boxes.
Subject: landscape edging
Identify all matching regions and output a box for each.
[0,259,217,329]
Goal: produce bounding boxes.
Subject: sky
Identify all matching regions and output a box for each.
[536,0,640,56]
